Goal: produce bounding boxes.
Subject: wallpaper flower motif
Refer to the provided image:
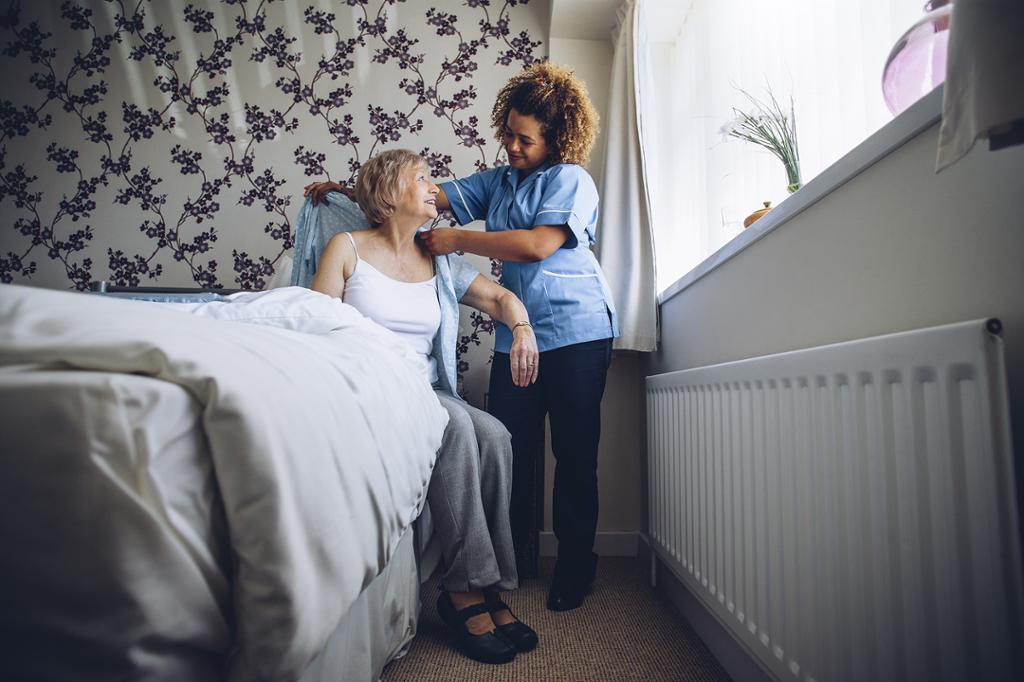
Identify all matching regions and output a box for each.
[0,0,546,402]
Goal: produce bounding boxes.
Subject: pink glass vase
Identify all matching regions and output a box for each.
[882,0,953,116]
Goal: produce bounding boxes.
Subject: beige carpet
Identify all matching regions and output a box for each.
[381,557,731,682]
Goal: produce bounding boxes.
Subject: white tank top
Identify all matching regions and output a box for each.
[341,233,440,383]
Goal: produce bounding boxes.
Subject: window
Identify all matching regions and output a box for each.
[646,0,931,294]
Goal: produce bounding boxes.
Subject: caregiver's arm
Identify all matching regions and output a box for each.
[436,186,452,211]
[419,224,570,262]
[460,275,539,386]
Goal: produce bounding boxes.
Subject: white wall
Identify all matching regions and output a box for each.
[646,121,1024,532]
[548,37,614,187]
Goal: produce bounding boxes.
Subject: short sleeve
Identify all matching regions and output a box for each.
[439,168,502,226]
[533,164,599,249]
[447,253,482,302]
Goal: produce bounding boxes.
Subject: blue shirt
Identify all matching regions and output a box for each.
[441,162,619,353]
[291,193,479,400]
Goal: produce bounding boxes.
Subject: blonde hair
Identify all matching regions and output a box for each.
[491,62,599,166]
[354,149,425,226]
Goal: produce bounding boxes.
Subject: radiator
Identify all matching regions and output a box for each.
[646,319,1023,681]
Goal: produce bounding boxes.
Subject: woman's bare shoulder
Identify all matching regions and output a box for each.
[322,232,359,271]
[327,230,370,247]
[323,231,350,252]
[349,229,374,245]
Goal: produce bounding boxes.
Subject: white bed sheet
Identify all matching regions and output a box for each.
[0,367,230,680]
[0,284,449,681]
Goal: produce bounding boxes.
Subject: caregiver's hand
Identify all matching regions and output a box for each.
[419,227,462,256]
[303,181,344,206]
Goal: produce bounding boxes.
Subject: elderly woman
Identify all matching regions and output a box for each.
[304,149,538,665]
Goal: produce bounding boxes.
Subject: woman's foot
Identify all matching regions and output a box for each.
[437,591,517,664]
[484,590,539,652]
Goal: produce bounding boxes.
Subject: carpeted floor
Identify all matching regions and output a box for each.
[381,557,732,682]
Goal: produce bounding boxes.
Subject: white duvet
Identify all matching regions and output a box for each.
[0,284,448,680]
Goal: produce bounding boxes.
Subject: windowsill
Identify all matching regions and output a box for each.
[657,85,944,306]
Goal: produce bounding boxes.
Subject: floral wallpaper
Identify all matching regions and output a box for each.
[0,0,548,403]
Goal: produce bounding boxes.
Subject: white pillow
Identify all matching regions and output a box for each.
[152,286,420,367]
[156,286,365,335]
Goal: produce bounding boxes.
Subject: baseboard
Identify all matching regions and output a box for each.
[538,531,639,557]
[638,534,772,682]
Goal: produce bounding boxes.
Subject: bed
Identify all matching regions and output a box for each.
[0,283,448,681]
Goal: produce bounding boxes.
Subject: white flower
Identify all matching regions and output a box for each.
[718,116,744,141]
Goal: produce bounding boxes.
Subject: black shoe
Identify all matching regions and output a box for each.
[546,581,591,611]
[436,592,517,664]
[546,552,598,612]
[484,590,539,652]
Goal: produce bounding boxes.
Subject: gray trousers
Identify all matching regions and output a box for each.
[430,391,518,593]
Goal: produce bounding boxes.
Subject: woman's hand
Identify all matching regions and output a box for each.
[419,227,462,256]
[303,181,343,206]
[509,324,539,387]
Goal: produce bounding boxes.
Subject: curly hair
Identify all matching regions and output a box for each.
[354,149,424,226]
[491,62,599,166]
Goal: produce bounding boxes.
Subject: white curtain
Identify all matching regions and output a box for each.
[936,0,1024,170]
[596,0,659,352]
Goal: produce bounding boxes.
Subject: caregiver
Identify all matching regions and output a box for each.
[420,62,618,613]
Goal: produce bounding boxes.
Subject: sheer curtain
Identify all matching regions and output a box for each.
[596,0,658,351]
[648,0,926,293]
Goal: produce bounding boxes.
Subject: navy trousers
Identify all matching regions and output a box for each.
[488,338,613,578]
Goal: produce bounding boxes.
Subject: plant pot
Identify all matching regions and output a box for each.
[743,201,772,228]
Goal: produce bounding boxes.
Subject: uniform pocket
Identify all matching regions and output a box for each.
[541,269,606,313]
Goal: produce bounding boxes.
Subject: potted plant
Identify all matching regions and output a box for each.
[721,86,802,199]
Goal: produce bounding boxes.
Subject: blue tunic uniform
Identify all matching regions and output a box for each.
[440,162,619,353]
